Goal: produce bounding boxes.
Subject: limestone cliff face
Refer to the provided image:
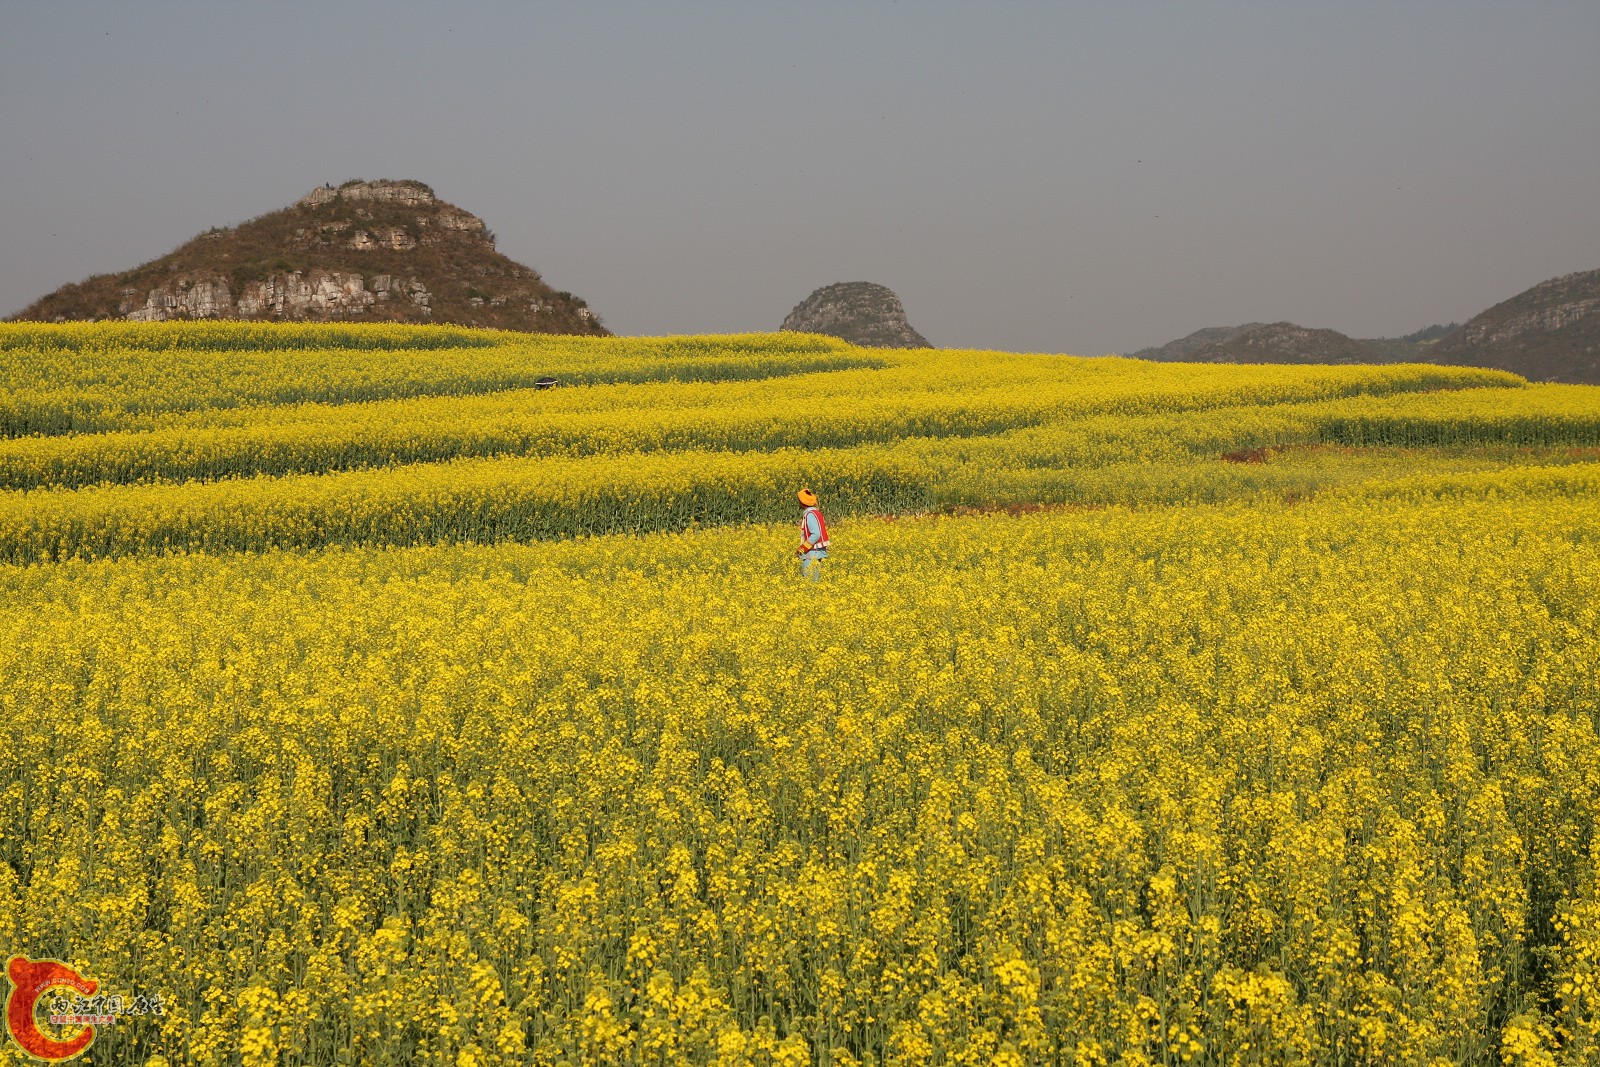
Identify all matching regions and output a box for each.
[120,270,432,322]
[13,179,605,335]
[781,282,930,348]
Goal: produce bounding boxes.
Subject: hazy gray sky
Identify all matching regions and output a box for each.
[3,1,1596,353]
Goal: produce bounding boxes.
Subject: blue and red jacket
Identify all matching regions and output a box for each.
[799,506,829,552]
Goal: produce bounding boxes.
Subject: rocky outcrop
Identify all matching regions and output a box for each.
[297,179,437,209]
[349,228,417,252]
[122,276,233,321]
[781,282,930,348]
[1429,269,1600,383]
[14,179,605,335]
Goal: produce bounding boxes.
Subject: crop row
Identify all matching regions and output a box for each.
[0,353,1529,489]
[1,418,1596,564]
[0,328,882,437]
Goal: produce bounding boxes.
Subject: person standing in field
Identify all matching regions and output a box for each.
[796,488,829,581]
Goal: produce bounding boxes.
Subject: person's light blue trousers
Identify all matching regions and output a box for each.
[799,549,828,581]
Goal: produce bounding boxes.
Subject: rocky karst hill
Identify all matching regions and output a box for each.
[12,180,606,334]
[1429,268,1600,383]
[781,282,930,348]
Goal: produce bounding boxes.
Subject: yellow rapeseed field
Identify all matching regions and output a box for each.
[1,322,1598,1066]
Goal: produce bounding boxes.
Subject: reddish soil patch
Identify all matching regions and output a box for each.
[942,502,1109,518]
[869,502,1111,523]
[1221,442,1356,463]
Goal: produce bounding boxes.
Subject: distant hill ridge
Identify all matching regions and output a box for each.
[12,179,606,335]
[1125,324,1267,362]
[1428,268,1600,383]
[1130,322,1386,365]
[1128,266,1598,383]
[1192,322,1377,364]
